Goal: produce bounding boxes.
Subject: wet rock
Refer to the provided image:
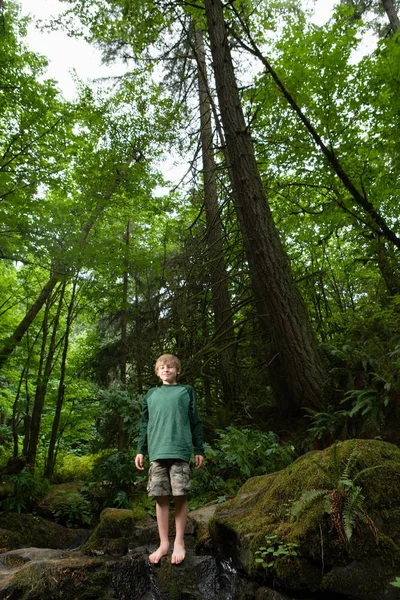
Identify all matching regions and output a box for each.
[210,439,400,600]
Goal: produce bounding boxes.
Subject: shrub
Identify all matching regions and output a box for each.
[53,491,92,528]
[190,426,295,504]
[54,453,98,483]
[1,468,50,513]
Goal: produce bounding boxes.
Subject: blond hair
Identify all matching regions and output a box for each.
[154,354,181,375]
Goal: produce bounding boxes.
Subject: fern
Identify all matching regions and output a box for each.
[291,443,379,546]
[342,485,364,541]
[290,489,330,520]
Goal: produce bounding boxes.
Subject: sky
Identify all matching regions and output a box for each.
[20,0,339,101]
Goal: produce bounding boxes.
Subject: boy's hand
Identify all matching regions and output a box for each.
[194,455,204,470]
[135,454,144,470]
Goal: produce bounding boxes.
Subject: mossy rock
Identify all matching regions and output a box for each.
[210,439,400,599]
[81,507,156,555]
[0,555,114,600]
[0,513,89,552]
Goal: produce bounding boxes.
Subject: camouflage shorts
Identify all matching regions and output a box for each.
[147,459,191,497]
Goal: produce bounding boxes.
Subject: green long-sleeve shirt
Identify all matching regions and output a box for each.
[136,384,204,462]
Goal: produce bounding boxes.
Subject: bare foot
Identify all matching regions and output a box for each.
[149,542,169,564]
[171,542,185,565]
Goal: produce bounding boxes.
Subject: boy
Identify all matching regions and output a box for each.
[135,354,204,565]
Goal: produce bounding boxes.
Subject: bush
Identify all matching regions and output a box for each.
[81,450,138,511]
[1,468,50,513]
[53,491,92,528]
[190,426,296,506]
[54,453,98,483]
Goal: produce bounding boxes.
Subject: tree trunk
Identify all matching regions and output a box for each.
[118,221,130,452]
[0,274,61,372]
[204,0,328,413]
[27,282,65,469]
[45,280,77,479]
[195,27,244,412]
[381,0,400,33]
[134,274,144,395]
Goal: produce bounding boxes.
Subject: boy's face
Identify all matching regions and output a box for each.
[157,362,179,385]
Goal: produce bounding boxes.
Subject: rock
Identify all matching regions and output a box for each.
[81,507,157,555]
[0,513,90,552]
[209,439,400,600]
[0,544,242,600]
[188,502,218,552]
[0,547,119,600]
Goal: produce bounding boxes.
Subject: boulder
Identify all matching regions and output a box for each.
[0,547,150,600]
[209,439,400,600]
[0,513,89,552]
[81,507,157,555]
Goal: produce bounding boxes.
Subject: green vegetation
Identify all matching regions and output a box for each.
[0,0,399,565]
[255,535,299,569]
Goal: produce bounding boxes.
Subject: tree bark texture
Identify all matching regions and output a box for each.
[45,280,77,478]
[381,0,400,33]
[27,282,65,468]
[195,28,245,412]
[204,0,328,412]
[118,220,130,452]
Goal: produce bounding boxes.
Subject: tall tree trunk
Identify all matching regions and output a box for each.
[45,280,77,479]
[204,0,328,413]
[376,236,400,295]
[118,221,130,452]
[134,274,144,395]
[381,0,400,33]
[195,27,244,412]
[27,282,65,469]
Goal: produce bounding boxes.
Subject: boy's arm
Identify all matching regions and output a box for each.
[188,386,204,458]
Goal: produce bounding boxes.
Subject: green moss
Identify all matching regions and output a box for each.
[8,558,114,600]
[81,507,153,555]
[0,513,87,550]
[211,439,400,593]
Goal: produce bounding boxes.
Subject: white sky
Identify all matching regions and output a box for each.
[20,0,338,100]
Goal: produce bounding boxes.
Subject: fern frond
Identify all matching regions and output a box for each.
[290,489,328,520]
[343,486,364,541]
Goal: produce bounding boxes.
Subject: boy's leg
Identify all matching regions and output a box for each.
[171,494,188,564]
[149,495,170,564]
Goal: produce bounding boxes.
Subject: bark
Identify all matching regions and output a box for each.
[204,0,328,412]
[27,282,65,468]
[12,367,25,457]
[45,280,77,479]
[381,0,400,33]
[195,27,244,412]
[134,275,144,395]
[118,220,130,452]
[376,237,400,295]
